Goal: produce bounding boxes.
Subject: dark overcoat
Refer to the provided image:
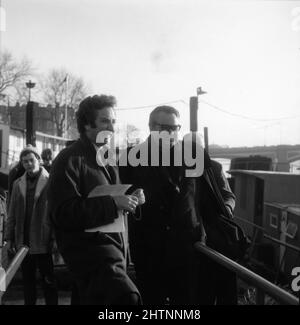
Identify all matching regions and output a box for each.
[197,159,235,227]
[119,140,235,304]
[47,136,139,304]
[119,140,207,303]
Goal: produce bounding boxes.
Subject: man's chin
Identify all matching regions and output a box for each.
[27,169,39,175]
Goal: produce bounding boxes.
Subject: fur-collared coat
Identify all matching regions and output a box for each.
[5,167,53,254]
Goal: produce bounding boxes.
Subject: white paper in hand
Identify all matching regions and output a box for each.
[85,184,132,233]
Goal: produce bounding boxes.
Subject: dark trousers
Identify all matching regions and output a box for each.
[75,270,141,305]
[133,252,237,305]
[197,254,237,305]
[133,249,202,305]
[134,263,201,305]
[21,253,58,305]
[70,283,80,305]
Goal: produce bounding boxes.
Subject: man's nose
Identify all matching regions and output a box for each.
[107,122,115,132]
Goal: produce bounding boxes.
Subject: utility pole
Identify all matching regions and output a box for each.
[189,96,198,132]
[194,86,208,150]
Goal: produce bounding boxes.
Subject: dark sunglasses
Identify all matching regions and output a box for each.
[154,123,181,132]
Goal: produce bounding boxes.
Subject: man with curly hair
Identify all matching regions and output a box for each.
[47,95,141,305]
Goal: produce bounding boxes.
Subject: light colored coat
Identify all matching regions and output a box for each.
[5,167,53,254]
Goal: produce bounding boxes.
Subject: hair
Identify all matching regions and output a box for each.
[76,95,117,135]
[41,148,52,160]
[20,150,40,161]
[148,105,180,129]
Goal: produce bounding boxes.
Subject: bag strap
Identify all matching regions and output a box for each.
[205,167,232,220]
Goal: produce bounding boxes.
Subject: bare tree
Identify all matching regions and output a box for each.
[126,124,141,145]
[13,82,30,105]
[41,68,88,137]
[0,50,33,94]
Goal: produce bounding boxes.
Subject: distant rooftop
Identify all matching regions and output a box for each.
[228,169,300,177]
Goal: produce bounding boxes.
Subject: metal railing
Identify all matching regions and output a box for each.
[264,234,300,253]
[234,215,300,284]
[234,215,266,232]
[194,242,299,305]
[0,246,29,304]
[234,215,300,258]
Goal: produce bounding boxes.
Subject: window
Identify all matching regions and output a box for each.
[270,213,278,229]
[47,121,52,131]
[16,136,21,147]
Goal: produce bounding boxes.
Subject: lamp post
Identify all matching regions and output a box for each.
[196,87,208,152]
[25,80,35,102]
[190,86,207,122]
[196,87,207,97]
[25,80,36,145]
[190,87,207,132]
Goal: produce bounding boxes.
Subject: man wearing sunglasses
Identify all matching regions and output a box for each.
[120,105,236,305]
[119,105,207,305]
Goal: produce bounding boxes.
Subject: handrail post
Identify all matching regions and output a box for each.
[0,246,29,305]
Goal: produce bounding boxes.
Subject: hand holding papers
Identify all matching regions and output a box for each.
[85,184,132,233]
[131,188,145,206]
[130,188,145,222]
[113,195,139,213]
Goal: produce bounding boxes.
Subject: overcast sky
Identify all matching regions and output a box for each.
[1,0,300,147]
